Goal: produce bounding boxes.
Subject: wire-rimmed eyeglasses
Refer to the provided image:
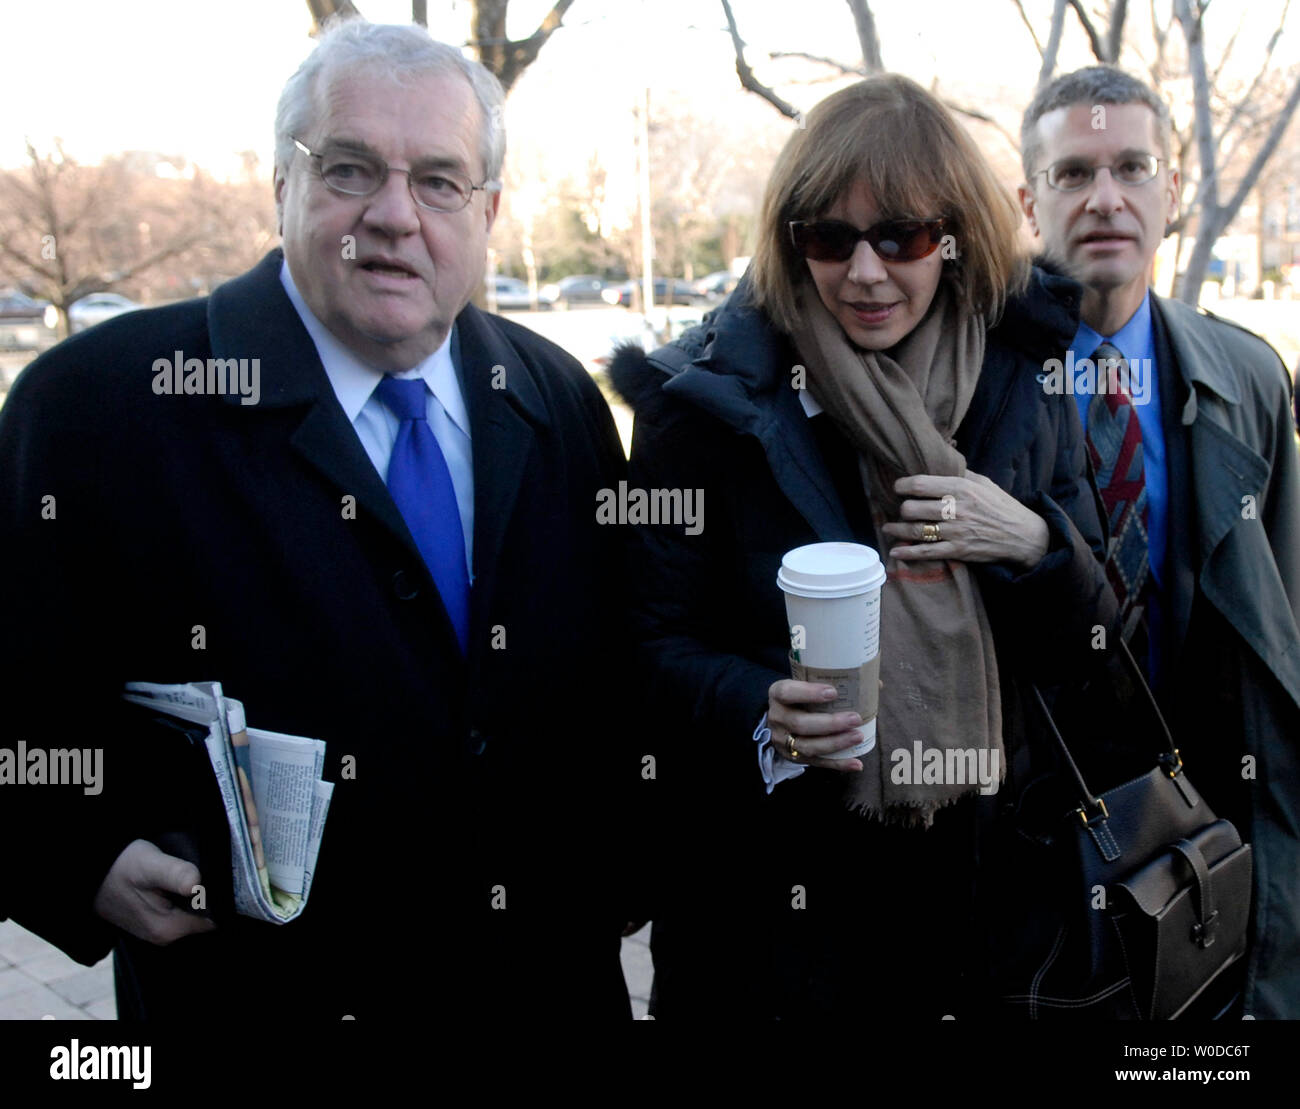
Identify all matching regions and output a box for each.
[1032,154,1164,192]
[293,137,501,213]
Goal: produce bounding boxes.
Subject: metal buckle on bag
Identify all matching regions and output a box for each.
[1192,910,1219,950]
[1159,748,1184,779]
[1076,797,1109,826]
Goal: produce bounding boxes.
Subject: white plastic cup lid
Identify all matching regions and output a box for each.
[777,542,886,598]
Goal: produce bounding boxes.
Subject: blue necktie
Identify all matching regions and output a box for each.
[375,376,470,652]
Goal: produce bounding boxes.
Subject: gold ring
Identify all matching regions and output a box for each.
[787,735,800,760]
[921,523,941,543]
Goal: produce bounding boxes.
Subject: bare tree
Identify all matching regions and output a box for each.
[305,0,361,35]
[1173,0,1300,300]
[470,0,577,94]
[845,0,884,73]
[1037,0,1070,89]
[1028,0,1128,87]
[304,0,573,93]
[1067,0,1111,62]
[649,109,737,281]
[723,0,886,117]
[0,143,218,336]
[730,2,1021,153]
[720,0,801,119]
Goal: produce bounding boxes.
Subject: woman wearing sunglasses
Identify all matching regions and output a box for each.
[611,74,1116,1018]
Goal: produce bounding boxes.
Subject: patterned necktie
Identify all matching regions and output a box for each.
[375,376,470,653]
[1084,341,1148,625]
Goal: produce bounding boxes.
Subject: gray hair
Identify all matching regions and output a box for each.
[1020,65,1171,180]
[273,19,506,185]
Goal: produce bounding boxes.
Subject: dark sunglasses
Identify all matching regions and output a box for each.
[788,218,947,263]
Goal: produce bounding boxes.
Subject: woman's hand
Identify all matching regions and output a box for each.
[767,679,864,772]
[881,472,1049,571]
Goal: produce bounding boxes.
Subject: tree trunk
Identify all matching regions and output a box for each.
[1179,216,1222,305]
[1037,0,1068,90]
[844,0,884,73]
[472,0,576,94]
[1256,183,1266,296]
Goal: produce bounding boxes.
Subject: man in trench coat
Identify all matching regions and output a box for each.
[1021,66,1300,1018]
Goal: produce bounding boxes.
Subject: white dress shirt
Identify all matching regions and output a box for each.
[279,261,475,576]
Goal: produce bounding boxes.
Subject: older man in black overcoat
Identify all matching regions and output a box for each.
[0,21,635,1020]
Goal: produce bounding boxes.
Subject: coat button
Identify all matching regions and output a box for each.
[468,728,487,756]
[392,570,419,600]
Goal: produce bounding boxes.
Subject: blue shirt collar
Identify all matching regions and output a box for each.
[1070,290,1154,363]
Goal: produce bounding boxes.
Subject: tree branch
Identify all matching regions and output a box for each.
[1176,0,1220,211]
[769,50,867,77]
[1010,0,1044,57]
[719,0,801,120]
[304,0,362,36]
[1219,75,1300,230]
[1067,0,1108,62]
[936,92,1022,154]
[1106,0,1129,63]
[0,235,58,284]
[104,236,207,286]
[511,0,575,66]
[1038,0,1069,89]
[1217,0,1291,151]
[844,0,884,72]
[1209,8,1247,87]
[470,0,576,94]
[1149,0,1172,85]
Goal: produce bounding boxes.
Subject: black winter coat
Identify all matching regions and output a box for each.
[611,269,1118,1018]
[0,250,635,1021]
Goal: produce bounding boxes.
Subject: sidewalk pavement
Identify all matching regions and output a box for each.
[0,919,653,1020]
[0,920,115,1019]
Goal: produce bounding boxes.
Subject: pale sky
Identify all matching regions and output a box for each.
[2,0,1293,185]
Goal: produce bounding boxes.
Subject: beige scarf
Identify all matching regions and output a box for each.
[790,279,1004,826]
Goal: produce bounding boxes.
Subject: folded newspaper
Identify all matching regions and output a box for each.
[122,681,334,924]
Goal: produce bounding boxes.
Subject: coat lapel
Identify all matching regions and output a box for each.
[455,306,549,657]
[1153,296,1300,709]
[663,312,854,542]
[757,386,857,541]
[1151,306,1197,647]
[206,250,455,642]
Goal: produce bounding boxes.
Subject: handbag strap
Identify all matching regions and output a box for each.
[1171,838,1220,949]
[1029,638,1186,825]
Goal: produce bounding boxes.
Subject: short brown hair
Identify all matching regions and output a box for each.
[750,75,1026,334]
[1021,65,1171,179]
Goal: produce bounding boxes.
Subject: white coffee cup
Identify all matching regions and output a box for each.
[776,542,886,758]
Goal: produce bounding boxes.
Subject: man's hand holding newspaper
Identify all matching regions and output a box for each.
[93,681,334,941]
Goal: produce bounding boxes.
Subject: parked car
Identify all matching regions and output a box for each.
[540,275,606,309]
[68,292,138,333]
[601,278,708,308]
[0,290,58,351]
[485,275,551,311]
[693,270,739,302]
